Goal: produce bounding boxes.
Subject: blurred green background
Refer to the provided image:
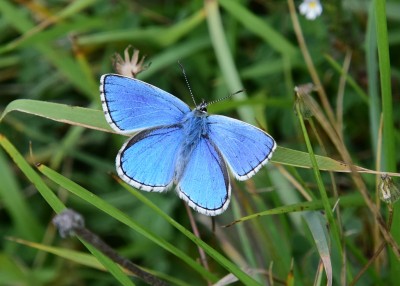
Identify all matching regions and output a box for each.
[1,0,400,285]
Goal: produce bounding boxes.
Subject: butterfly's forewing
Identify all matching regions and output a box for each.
[101,74,190,134]
[176,137,230,216]
[117,125,183,192]
[207,115,276,180]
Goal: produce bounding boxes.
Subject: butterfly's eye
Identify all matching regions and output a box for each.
[198,101,208,113]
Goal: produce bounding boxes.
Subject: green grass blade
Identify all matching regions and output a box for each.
[9,237,190,286]
[375,0,395,171]
[0,135,146,285]
[227,193,364,225]
[218,0,297,56]
[118,179,262,286]
[9,237,110,271]
[81,241,136,286]
[303,212,332,286]
[3,99,398,177]
[375,0,398,283]
[36,164,220,283]
[366,2,380,157]
[77,10,205,47]
[0,253,27,285]
[0,99,112,133]
[139,36,211,80]
[324,54,369,104]
[0,1,96,98]
[205,0,255,124]
[0,149,43,241]
[295,104,343,270]
[0,135,65,213]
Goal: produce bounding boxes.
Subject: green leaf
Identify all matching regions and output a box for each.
[3,99,393,176]
[1,99,112,133]
[303,212,332,286]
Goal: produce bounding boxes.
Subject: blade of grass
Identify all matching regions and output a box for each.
[38,164,262,285]
[120,178,262,286]
[0,99,111,133]
[36,164,220,283]
[8,237,190,286]
[80,240,136,286]
[0,135,152,285]
[287,0,336,127]
[294,101,344,272]
[0,149,43,241]
[226,193,364,226]
[375,1,396,170]
[77,10,205,47]
[324,54,369,105]
[0,253,27,285]
[0,0,99,54]
[0,134,65,212]
[8,237,113,272]
[374,0,399,283]
[204,0,255,125]
[303,211,332,286]
[0,1,95,98]
[2,99,399,177]
[366,1,380,158]
[138,36,211,80]
[218,0,297,56]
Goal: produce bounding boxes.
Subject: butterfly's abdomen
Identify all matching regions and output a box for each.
[174,112,208,180]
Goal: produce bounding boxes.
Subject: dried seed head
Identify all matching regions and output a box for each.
[378,174,400,204]
[294,83,316,120]
[112,46,149,78]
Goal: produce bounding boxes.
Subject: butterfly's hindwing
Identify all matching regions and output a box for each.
[101,74,190,134]
[207,115,276,180]
[117,125,183,192]
[176,136,230,216]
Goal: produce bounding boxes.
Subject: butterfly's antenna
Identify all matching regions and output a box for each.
[178,61,197,106]
[207,89,245,106]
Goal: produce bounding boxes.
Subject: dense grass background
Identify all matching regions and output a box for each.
[1,0,399,285]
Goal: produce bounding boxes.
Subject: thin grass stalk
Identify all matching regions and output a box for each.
[291,53,400,260]
[295,102,344,279]
[287,0,336,127]
[374,115,384,270]
[276,165,313,201]
[374,0,395,172]
[308,119,349,282]
[204,0,255,125]
[336,50,352,138]
[366,2,380,158]
[230,196,261,282]
[184,204,211,285]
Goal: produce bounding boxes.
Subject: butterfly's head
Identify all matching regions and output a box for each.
[195,100,208,115]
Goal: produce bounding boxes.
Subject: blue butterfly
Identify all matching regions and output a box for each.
[100,74,276,216]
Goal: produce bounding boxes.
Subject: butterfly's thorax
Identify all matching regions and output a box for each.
[174,108,209,181]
